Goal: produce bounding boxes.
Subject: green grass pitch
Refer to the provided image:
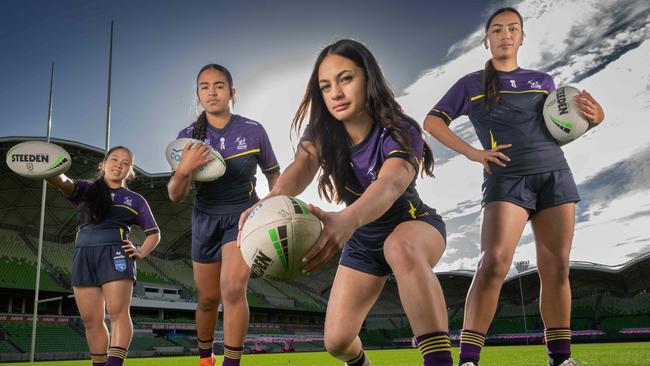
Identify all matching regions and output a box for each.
[4,342,649,365]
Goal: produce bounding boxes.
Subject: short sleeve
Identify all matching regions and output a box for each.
[381,123,424,165]
[257,127,280,174]
[543,74,556,92]
[428,77,470,125]
[65,179,91,207]
[135,196,159,236]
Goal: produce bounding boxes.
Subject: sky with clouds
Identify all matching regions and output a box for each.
[1,0,649,272]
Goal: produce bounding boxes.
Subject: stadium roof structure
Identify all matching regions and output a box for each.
[2,136,649,305]
[0,136,192,258]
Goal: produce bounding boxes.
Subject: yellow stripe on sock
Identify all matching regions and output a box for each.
[417,335,449,347]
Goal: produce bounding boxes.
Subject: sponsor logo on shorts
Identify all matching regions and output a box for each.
[113,253,127,272]
[250,249,273,278]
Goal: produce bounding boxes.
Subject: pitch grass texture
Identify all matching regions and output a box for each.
[6,343,650,365]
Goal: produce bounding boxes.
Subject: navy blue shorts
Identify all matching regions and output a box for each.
[71,244,136,287]
[339,208,446,277]
[192,208,239,263]
[482,169,580,216]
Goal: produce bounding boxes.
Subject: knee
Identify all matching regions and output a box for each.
[324,333,355,358]
[197,292,221,312]
[220,274,248,304]
[384,238,421,272]
[106,308,130,324]
[476,251,512,282]
[538,259,570,284]
[81,315,105,330]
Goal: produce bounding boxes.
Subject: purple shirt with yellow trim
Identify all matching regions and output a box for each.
[303,120,433,227]
[177,114,280,214]
[68,180,159,247]
[429,68,568,175]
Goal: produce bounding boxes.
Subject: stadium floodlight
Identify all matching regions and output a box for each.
[514,260,530,345]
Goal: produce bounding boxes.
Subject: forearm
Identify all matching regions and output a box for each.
[45,174,75,196]
[167,172,192,202]
[266,171,280,191]
[342,161,413,229]
[269,144,318,197]
[138,233,160,258]
[423,115,475,157]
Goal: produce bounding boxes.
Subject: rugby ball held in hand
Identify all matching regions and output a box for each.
[165,138,226,182]
[6,141,71,179]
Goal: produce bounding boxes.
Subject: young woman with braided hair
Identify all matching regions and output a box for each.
[167,64,280,366]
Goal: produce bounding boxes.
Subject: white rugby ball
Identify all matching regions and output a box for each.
[6,141,71,179]
[240,195,322,282]
[543,86,590,145]
[165,138,226,182]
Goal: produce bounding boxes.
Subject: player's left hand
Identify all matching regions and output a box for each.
[301,204,356,273]
[575,90,604,126]
[122,240,143,259]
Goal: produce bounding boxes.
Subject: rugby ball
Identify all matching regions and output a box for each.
[240,195,322,282]
[6,141,71,179]
[165,138,226,182]
[543,86,590,145]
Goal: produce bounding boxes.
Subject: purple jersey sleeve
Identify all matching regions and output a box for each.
[134,195,159,236]
[66,179,91,206]
[543,74,556,92]
[428,77,470,125]
[382,123,424,165]
[257,127,280,174]
[177,125,193,139]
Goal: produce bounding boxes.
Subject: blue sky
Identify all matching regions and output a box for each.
[1,0,492,172]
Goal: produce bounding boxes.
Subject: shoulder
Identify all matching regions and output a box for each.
[177,122,196,138]
[234,115,270,137]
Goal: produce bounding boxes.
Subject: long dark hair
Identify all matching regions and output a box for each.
[483,7,524,107]
[191,64,235,143]
[292,39,434,203]
[79,146,135,223]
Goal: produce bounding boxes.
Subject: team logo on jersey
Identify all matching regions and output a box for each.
[219,137,226,150]
[113,253,127,272]
[527,80,542,89]
[204,138,211,145]
[510,80,517,88]
[123,197,133,206]
[235,136,247,150]
[366,167,377,181]
[111,193,115,201]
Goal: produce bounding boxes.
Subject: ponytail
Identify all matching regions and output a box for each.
[483,59,500,108]
[79,177,112,224]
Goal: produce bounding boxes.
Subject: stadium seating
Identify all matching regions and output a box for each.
[0,323,87,353]
[129,334,177,350]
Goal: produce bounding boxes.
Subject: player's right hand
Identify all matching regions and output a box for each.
[466,145,511,174]
[175,141,215,177]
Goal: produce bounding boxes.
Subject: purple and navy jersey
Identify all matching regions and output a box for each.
[303,120,435,229]
[67,180,159,248]
[177,114,280,214]
[429,68,569,175]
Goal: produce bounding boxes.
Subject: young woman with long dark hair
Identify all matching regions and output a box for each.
[240,39,451,366]
[423,7,604,366]
[47,146,160,366]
